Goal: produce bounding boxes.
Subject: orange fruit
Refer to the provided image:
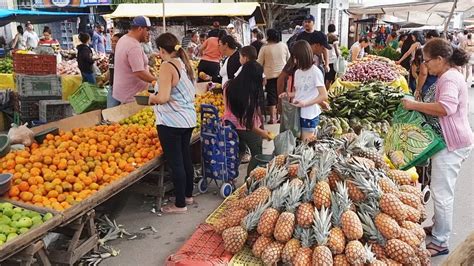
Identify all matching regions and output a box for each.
[20,191,33,202]
[8,186,20,197]
[18,181,29,192]
[47,190,59,198]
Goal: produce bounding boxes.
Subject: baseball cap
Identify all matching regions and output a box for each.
[300,31,332,50]
[227,23,235,29]
[131,16,151,27]
[303,14,315,22]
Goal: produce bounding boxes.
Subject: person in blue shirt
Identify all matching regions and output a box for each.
[92,24,106,54]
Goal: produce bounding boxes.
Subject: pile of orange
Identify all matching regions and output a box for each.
[0,124,162,211]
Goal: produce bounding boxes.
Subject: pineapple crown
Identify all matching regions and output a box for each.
[352,172,382,200]
[330,192,343,227]
[358,209,386,246]
[335,181,353,212]
[264,163,289,190]
[299,227,316,248]
[284,182,303,213]
[364,244,377,263]
[293,226,304,240]
[302,172,318,202]
[270,181,289,210]
[243,201,270,231]
[312,206,332,246]
[314,149,336,182]
[347,130,383,153]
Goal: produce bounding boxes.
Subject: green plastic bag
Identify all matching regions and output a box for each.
[384,104,446,170]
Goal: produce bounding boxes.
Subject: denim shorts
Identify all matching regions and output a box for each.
[300,116,320,132]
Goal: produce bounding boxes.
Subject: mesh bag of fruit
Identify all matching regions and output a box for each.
[383,105,445,170]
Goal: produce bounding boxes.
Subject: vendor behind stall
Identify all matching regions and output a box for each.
[77,32,97,84]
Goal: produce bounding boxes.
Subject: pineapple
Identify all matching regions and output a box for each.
[353,172,407,222]
[397,191,421,209]
[246,231,259,246]
[274,184,303,243]
[374,171,399,195]
[257,183,288,237]
[365,244,387,266]
[359,211,389,260]
[289,177,304,187]
[334,160,366,202]
[296,175,317,228]
[312,207,333,266]
[272,154,287,168]
[347,180,367,202]
[348,132,388,170]
[388,150,405,168]
[249,166,267,181]
[260,241,285,265]
[359,200,401,240]
[357,148,389,171]
[350,155,376,169]
[312,150,336,209]
[385,239,419,265]
[404,204,421,223]
[341,132,358,144]
[398,228,422,249]
[333,254,351,266]
[380,257,403,265]
[288,163,300,178]
[281,228,302,264]
[222,203,267,254]
[213,209,248,233]
[292,228,314,266]
[387,169,412,186]
[328,192,346,255]
[414,246,431,266]
[252,235,273,258]
[345,240,366,265]
[399,185,423,200]
[400,221,425,241]
[328,170,341,191]
[243,164,287,211]
[335,182,363,240]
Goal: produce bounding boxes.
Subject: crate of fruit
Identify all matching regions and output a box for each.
[16,74,62,98]
[69,83,107,114]
[39,100,74,123]
[12,53,57,75]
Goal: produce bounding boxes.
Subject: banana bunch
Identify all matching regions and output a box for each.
[326,82,404,122]
[317,116,391,139]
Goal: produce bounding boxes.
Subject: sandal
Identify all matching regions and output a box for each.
[168,197,194,205]
[160,206,187,214]
[424,225,433,236]
[426,242,449,257]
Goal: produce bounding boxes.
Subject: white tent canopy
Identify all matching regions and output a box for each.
[350,0,474,25]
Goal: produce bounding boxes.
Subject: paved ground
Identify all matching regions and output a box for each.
[99,89,474,266]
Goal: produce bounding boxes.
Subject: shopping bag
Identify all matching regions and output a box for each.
[384,104,446,170]
[274,130,296,156]
[280,98,301,138]
[335,56,346,74]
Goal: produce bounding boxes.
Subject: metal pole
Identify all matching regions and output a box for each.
[444,0,458,38]
[162,1,166,33]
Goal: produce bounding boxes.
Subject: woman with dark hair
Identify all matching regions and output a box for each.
[257,29,290,124]
[388,32,399,49]
[396,31,424,71]
[250,30,264,55]
[12,25,25,50]
[411,31,440,99]
[77,32,96,84]
[218,35,241,86]
[349,36,370,62]
[38,26,59,47]
[149,33,196,214]
[402,38,473,258]
[224,45,271,175]
[197,30,225,82]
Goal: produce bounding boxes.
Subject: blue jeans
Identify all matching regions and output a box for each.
[107,86,121,108]
[300,116,320,133]
[81,72,96,84]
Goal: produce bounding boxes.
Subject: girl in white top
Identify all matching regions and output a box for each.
[279,40,328,141]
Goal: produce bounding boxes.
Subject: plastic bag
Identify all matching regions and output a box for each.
[335,56,346,74]
[384,105,446,170]
[274,130,296,156]
[8,123,35,147]
[280,98,301,138]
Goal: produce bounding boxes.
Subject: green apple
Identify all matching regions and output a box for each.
[43,213,53,222]
[11,213,22,222]
[17,217,32,228]
[6,232,18,242]
[0,234,6,242]
[18,228,29,234]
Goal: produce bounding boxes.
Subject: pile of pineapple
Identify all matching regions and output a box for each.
[213,132,430,265]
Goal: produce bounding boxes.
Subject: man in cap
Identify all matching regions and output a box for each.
[296,14,330,74]
[113,16,157,105]
[277,31,332,113]
[227,23,242,46]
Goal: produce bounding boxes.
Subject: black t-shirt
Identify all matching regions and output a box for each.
[109,53,115,86]
[251,40,264,55]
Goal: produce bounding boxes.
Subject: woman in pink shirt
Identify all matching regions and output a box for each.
[402,38,474,257]
[197,30,225,82]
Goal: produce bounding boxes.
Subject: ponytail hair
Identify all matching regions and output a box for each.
[155,33,195,81]
[423,38,469,67]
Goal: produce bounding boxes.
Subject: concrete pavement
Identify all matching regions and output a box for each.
[100,89,474,265]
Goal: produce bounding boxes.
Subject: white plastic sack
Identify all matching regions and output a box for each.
[8,123,34,147]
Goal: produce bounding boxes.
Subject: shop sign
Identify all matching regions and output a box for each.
[34,0,83,7]
[82,0,111,6]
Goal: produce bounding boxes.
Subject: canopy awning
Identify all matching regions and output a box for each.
[0,9,87,26]
[109,2,265,24]
[349,0,474,25]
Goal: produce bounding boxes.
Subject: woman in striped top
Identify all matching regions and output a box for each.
[149,33,196,214]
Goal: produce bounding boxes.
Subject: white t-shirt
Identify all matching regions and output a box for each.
[328,41,339,64]
[220,57,229,86]
[294,65,325,119]
[23,31,39,49]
